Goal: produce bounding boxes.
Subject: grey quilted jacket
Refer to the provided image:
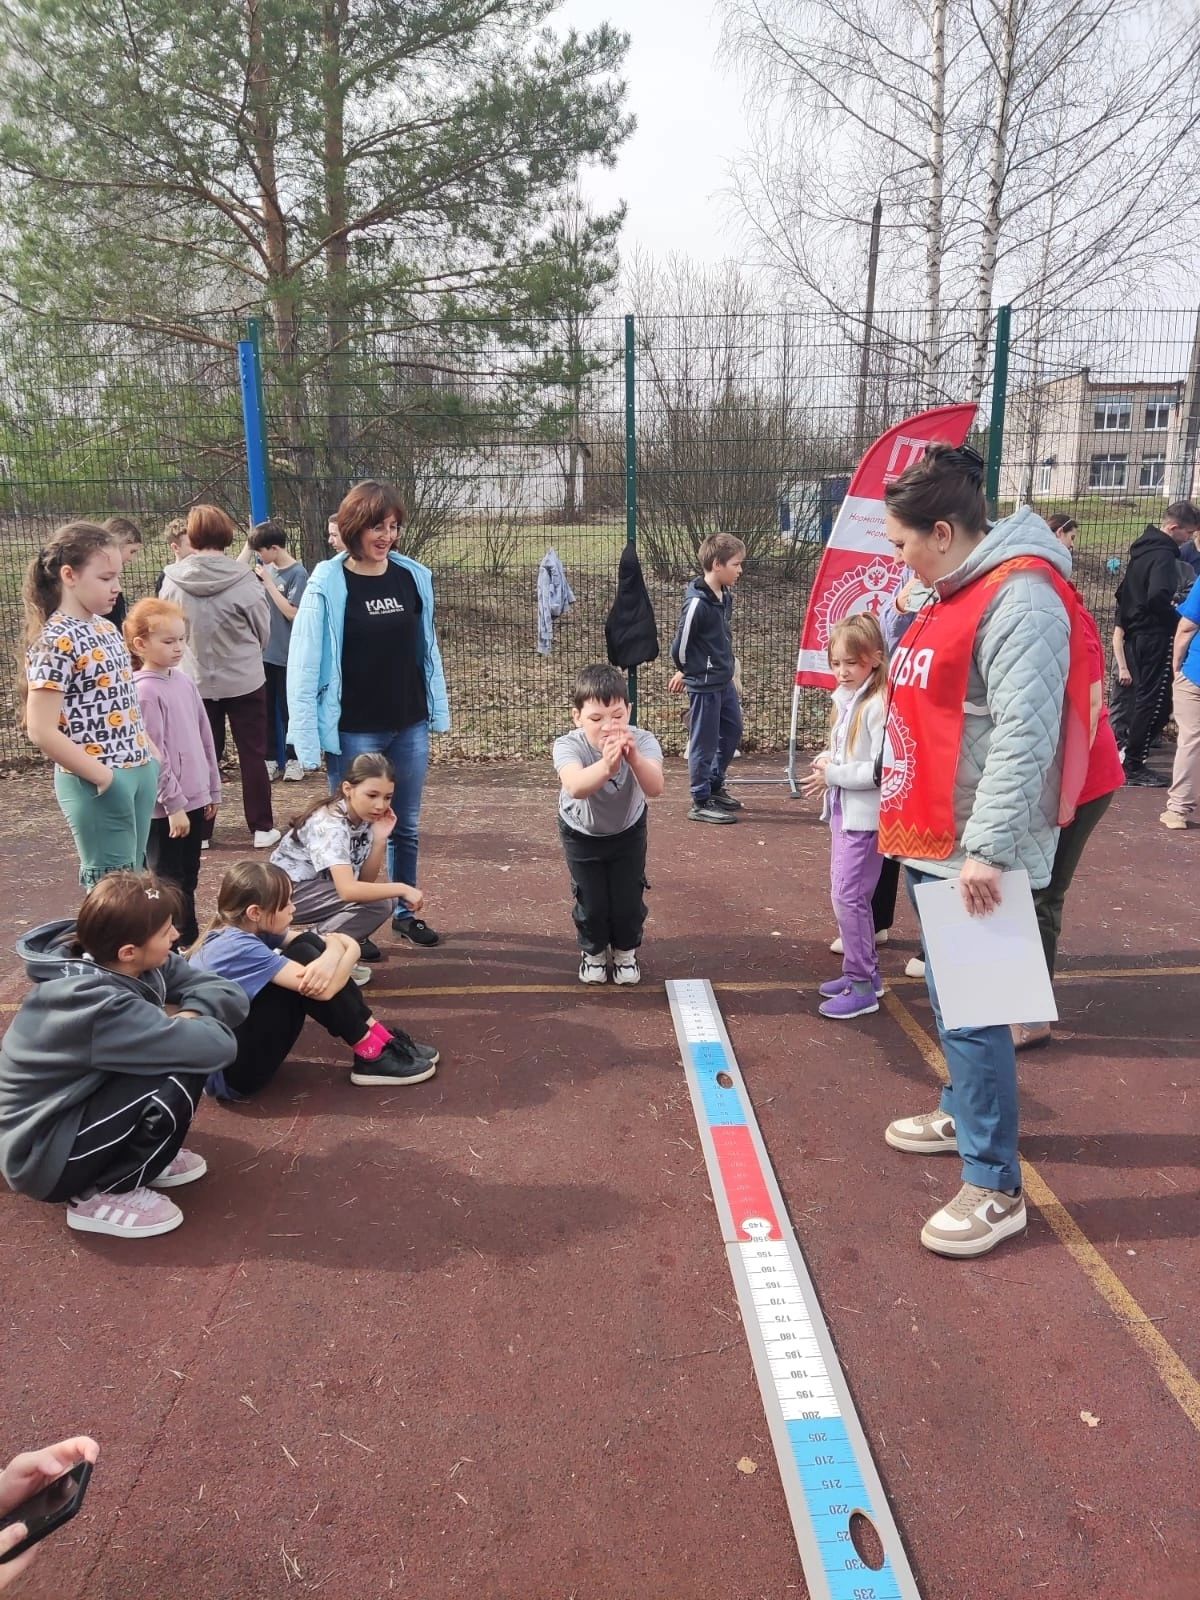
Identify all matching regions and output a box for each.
[900,506,1071,890]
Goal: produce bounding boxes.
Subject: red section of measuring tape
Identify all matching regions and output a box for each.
[711,1125,782,1240]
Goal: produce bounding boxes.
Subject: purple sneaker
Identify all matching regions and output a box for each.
[819,974,885,999]
[818,986,880,1020]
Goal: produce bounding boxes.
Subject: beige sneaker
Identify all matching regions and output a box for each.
[1160,810,1189,831]
[885,1108,958,1154]
[904,956,926,978]
[920,1183,1026,1258]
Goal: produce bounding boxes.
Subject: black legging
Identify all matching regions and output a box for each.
[223,931,371,1097]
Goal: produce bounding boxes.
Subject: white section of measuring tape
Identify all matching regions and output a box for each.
[667,978,922,1600]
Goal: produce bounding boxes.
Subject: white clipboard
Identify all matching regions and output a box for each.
[912,869,1057,1029]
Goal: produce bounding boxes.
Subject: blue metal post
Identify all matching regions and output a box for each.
[247,318,273,517]
[238,338,271,527]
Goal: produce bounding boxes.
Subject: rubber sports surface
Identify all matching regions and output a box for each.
[1,761,1196,1599]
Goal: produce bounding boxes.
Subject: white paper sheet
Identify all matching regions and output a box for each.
[911,869,1057,1030]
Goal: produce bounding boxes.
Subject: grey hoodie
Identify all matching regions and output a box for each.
[160,553,271,700]
[0,922,247,1200]
[899,506,1072,890]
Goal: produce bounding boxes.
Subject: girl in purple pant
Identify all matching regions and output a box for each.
[803,615,888,1019]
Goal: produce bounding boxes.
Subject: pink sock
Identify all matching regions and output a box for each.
[352,1021,392,1061]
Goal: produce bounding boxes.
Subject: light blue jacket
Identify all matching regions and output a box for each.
[286,552,450,768]
[899,506,1071,890]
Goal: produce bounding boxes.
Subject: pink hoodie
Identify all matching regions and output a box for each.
[134,668,222,817]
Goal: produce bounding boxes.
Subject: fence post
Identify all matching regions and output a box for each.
[624,312,639,723]
[238,336,271,527]
[985,304,1012,517]
[247,318,273,518]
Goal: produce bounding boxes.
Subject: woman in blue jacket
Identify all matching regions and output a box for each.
[287,480,450,948]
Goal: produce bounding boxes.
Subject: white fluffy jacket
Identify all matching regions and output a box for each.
[819,682,886,832]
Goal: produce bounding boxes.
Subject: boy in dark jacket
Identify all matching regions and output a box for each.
[1116,502,1200,784]
[669,533,746,824]
[0,873,247,1239]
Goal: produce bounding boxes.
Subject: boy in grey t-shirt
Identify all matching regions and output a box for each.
[553,664,664,987]
[248,521,309,780]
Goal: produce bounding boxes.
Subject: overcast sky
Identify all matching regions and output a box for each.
[556,0,750,265]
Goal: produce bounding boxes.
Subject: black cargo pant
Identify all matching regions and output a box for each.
[558,812,649,955]
[1124,629,1174,768]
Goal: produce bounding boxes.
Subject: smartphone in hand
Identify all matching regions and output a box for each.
[0,1461,93,1563]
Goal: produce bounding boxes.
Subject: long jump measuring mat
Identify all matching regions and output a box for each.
[666,978,921,1600]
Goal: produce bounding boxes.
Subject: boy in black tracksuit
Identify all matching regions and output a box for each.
[1116,504,1200,783]
[669,533,746,824]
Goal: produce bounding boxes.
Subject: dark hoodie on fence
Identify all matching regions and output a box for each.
[1115,525,1182,636]
[605,543,660,669]
[671,576,735,692]
[0,921,247,1200]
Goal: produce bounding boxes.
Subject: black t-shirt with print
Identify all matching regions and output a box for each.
[339,562,428,733]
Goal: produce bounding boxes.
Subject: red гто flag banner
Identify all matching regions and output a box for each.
[794,404,978,688]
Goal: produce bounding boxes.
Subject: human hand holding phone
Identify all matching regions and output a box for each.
[0,1437,98,1585]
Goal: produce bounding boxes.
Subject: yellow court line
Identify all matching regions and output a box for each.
[1,961,1197,1011]
[882,988,1200,1435]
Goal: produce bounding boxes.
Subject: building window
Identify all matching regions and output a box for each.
[1038,463,1052,493]
[1089,453,1128,489]
[1139,454,1166,490]
[1094,399,1131,431]
[1145,401,1172,431]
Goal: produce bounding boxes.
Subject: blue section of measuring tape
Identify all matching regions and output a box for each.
[688,1041,746,1128]
[786,1419,905,1600]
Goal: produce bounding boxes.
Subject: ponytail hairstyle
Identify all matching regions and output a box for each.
[284,751,396,842]
[883,442,988,538]
[192,861,293,951]
[827,612,888,753]
[124,597,187,668]
[71,871,182,964]
[21,521,119,652]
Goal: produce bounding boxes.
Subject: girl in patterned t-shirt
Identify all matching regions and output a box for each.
[23,522,159,887]
[270,751,424,953]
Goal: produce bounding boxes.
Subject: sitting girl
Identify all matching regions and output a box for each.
[0,873,247,1240]
[270,753,426,961]
[190,862,439,1099]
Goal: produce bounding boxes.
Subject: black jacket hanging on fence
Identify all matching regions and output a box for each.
[605,544,660,669]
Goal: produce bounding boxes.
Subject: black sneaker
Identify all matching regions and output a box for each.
[1124,765,1168,787]
[358,937,383,963]
[388,1028,439,1064]
[688,802,736,824]
[709,787,744,811]
[392,915,440,946]
[350,1036,439,1086]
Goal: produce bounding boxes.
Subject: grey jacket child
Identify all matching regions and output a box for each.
[0,921,247,1200]
[900,506,1072,891]
[160,553,271,700]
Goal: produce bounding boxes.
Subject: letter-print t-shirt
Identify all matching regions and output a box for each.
[26,612,150,769]
[339,562,428,733]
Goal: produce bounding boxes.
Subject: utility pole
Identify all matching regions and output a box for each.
[854,193,883,448]
[1173,306,1200,502]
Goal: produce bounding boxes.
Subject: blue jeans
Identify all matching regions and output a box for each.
[906,868,1021,1192]
[336,723,430,921]
[687,684,743,803]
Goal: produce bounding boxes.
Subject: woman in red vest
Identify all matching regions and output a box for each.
[878,445,1091,1260]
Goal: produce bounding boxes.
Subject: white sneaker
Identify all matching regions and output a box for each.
[830,930,888,954]
[351,963,371,986]
[200,839,210,852]
[68,1186,183,1238]
[283,759,305,782]
[578,952,608,985]
[612,949,641,985]
[905,956,926,979]
[253,828,282,849]
[920,1183,1027,1258]
[265,760,279,780]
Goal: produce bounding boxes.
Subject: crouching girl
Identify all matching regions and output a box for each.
[191,863,438,1099]
[0,873,247,1240]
